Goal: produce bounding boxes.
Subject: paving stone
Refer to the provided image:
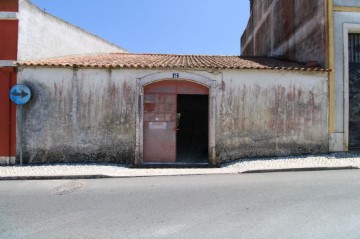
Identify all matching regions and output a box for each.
[0,153,359,178]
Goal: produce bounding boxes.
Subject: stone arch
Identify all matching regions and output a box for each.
[135,71,217,166]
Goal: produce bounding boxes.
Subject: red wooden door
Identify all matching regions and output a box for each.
[143,80,209,163]
[143,93,177,162]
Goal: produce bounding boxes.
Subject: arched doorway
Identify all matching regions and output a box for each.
[143,80,209,164]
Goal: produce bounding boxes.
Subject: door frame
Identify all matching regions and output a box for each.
[343,23,360,150]
[135,71,217,166]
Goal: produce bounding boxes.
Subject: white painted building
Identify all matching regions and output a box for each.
[17,0,127,61]
[16,53,329,166]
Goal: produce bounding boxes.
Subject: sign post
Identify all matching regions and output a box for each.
[9,85,31,165]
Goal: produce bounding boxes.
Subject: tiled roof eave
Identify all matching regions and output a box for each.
[16,62,330,72]
[16,53,331,72]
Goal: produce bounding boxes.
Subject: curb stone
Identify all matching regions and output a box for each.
[241,166,358,174]
[0,166,358,180]
[0,175,112,181]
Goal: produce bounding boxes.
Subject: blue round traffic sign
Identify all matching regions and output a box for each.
[9,85,31,105]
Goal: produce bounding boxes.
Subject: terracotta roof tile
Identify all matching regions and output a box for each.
[18,53,329,72]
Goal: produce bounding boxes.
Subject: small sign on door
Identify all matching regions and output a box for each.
[149,122,167,130]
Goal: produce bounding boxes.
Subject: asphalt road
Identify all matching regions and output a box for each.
[1,170,360,239]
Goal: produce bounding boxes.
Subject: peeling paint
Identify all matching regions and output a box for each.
[19,68,136,164]
[17,68,328,165]
[217,71,328,163]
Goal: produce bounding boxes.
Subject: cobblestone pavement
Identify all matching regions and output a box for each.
[0,153,359,179]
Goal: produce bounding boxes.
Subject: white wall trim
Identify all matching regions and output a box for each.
[343,23,360,150]
[0,60,15,67]
[138,71,216,87]
[135,71,218,166]
[0,12,18,20]
[0,157,15,165]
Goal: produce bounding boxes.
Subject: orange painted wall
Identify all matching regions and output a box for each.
[0,0,18,157]
[0,20,18,60]
[145,80,209,95]
[0,0,18,12]
[0,67,16,156]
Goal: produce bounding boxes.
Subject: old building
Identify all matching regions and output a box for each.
[241,0,360,153]
[1,0,332,166]
[0,0,126,165]
[16,54,328,166]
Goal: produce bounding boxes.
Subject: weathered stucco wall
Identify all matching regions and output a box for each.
[216,70,328,162]
[18,67,328,165]
[17,68,136,164]
[241,0,326,67]
[18,0,127,61]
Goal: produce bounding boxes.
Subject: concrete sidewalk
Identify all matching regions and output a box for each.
[0,153,359,180]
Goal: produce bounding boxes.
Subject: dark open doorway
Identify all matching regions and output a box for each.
[176,94,208,163]
[349,33,360,149]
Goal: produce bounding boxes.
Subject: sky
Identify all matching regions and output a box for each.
[31,0,250,55]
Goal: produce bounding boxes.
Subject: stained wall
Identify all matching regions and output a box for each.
[17,68,136,164]
[216,70,328,162]
[17,67,328,164]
